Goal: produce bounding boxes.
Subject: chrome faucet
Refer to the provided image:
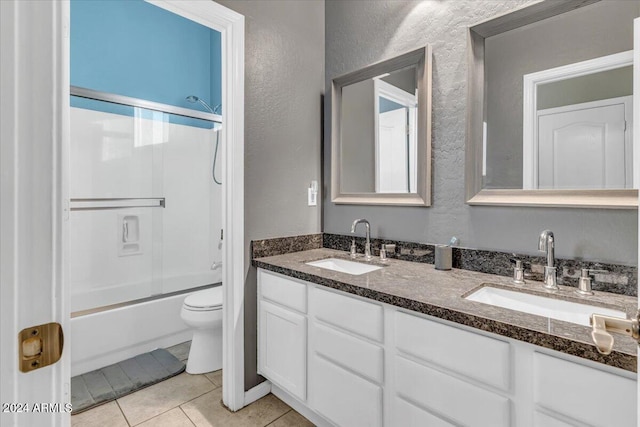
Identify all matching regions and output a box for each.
[538,229,558,290]
[351,218,372,260]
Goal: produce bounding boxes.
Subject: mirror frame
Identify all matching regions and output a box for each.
[331,45,433,206]
[465,0,638,208]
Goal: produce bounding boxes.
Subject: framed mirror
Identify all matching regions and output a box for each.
[465,0,638,208]
[331,46,432,206]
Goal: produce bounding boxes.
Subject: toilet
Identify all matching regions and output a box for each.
[180,286,223,374]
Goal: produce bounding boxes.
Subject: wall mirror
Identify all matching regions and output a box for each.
[466,0,639,207]
[332,46,432,206]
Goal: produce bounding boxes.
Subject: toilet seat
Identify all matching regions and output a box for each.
[183,287,223,311]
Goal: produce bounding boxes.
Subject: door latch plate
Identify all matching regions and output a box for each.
[19,322,64,373]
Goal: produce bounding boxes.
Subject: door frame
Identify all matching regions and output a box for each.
[523,50,634,189]
[146,1,246,412]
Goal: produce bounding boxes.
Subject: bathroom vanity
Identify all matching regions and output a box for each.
[254,248,637,427]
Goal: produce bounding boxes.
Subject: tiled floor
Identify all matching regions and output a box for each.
[71,342,314,427]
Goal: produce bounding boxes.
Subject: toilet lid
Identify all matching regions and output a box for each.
[183,286,223,310]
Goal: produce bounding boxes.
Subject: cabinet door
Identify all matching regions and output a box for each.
[258,300,307,401]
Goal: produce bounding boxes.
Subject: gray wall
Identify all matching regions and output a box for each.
[341,79,375,192]
[324,0,637,265]
[484,1,638,188]
[537,66,633,110]
[381,66,416,94]
[216,0,324,391]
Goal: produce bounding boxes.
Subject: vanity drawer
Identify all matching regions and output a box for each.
[310,353,382,427]
[533,352,636,427]
[310,287,383,342]
[258,269,307,313]
[312,321,384,384]
[533,411,575,427]
[393,397,456,427]
[395,311,510,391]
[395,355,511,427]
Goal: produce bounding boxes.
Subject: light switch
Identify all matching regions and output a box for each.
[308,181,318,206]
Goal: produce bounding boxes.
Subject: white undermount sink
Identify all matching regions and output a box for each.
[306,258,383,275]
[465,285,626,327]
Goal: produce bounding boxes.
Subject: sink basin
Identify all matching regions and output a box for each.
[465,286,626,327]
[306,258,383,275]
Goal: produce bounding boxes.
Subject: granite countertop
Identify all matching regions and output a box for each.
[254,248,638,372]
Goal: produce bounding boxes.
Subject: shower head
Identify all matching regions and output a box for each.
[185,95,219,115]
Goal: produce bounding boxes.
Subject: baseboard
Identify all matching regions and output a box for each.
[244,380,272,406]
[270,384,333,427]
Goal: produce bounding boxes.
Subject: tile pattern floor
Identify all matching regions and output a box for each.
[71,342,314,427]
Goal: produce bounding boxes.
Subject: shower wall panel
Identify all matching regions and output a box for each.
[71,107,162,198]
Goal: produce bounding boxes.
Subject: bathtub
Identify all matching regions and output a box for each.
[70,286,218,376]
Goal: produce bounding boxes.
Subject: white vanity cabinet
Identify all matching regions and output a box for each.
[257,270,307,401]
[256,268,637,427]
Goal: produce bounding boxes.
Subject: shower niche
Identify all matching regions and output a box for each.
[118,214,141,256]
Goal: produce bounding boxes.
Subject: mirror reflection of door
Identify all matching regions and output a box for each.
[537,96,632,189]
[522,56,634,190]
[374,78,417,193]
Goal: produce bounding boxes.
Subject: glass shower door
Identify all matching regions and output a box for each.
[69,98,165,312]
[69,94,222,313]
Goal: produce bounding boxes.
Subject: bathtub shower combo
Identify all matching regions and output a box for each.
[69,87,223,376]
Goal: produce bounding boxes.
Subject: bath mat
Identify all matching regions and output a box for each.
[70,348,185,414]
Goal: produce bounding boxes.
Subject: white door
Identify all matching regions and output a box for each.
[537,97,632,189]
[1,2,247,424]
[377,108,409,193]
[0,1,71,426]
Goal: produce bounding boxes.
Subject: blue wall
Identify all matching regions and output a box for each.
[379,97,404,114]
[71,0,221,122]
